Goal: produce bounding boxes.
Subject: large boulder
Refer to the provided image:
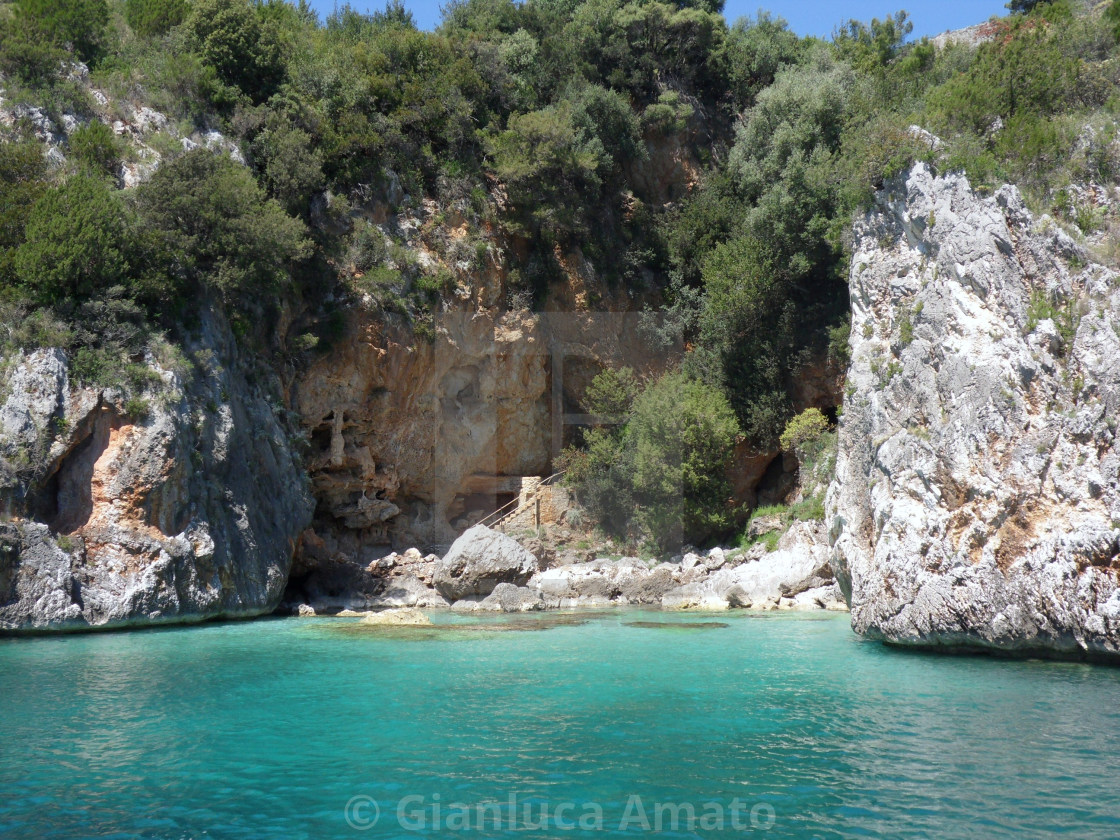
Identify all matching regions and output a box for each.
[433,525,539,600]
[828,161,1120,659]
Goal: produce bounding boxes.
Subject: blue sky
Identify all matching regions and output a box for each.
[304,0,1010,38]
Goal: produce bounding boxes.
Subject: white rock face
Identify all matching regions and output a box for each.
[662,522,833,610]
[828,162,1120,659]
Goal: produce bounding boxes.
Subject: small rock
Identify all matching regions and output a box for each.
[748,515,784,538]
[297,604,316,617]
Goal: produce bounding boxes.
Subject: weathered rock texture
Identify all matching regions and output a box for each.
[0,312,313,632]
[434,524,539,600]
[828,162,1120,659]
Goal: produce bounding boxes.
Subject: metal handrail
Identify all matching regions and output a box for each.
[477,472,566,530]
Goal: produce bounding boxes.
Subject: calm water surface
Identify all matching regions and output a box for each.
[2,610,1119,839]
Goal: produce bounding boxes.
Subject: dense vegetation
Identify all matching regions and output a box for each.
[1,0,1119,548]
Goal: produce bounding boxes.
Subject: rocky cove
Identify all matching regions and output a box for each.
[4,2,1120,669]
[4,156,1120,659]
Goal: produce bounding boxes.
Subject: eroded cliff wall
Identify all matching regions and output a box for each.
[0,308,313,631]
[828,162,1120,659]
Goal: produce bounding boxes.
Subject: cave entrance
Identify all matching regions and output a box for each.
[31,407,117,535]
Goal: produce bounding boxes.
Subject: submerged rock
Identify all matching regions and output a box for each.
[828,161,1120,659]
[360,607,432,625]
[479,582,544,612]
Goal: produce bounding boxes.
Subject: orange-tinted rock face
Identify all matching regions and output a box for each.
[0,311,314,632]
[294,309,553,550]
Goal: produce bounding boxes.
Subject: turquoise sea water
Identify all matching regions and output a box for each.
[2,610,1120,839]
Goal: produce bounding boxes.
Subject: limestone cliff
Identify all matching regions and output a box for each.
[828,162,1120,659]
[0,309,313,631]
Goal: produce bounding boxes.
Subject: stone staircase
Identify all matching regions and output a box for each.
[478,473,568,533]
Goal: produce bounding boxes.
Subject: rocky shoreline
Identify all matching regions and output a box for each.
[285,523,847,617]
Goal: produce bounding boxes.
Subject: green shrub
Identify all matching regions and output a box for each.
[0,140,48,287]
[583,367,640,421]
[247,114,325,215]
[0,16,66,84]
[779,408,829,455]
[14,0,109,61]
[723,12,805,110]
[68,121,123,178]
[791,494,824,521]
[123,397,151,418]
[135,149,310,302]
[187,0,286,103]
[564,370,739,548]
[627,371,740,547]
[898,310,914,347]
[14,175,131,305]
[640,91,693,134]
[487,102,602,235]
[125,0,188,36]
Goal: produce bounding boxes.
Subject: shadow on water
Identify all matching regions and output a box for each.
[623,620,730,630]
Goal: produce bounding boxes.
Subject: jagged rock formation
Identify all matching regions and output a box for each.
[0,311,313,632]
[828,162,1120,659]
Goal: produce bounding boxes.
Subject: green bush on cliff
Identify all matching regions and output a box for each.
[14,175,131,305]
[68,121,124,179]
[134,149,310,303]
[187,0,287,103]
[0,139,49,289]
[12,0,109,62]
[125,0,189,37]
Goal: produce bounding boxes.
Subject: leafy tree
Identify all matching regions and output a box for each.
[14,175,131,304]
[565,368,739,548]
[247,113,325,216]
[628,370,739,547]
[833,11,912,72]
[727,58,851,338]
[779,407,829,454]
[1108,1,1120,40]
[696,235,794,445]
[583,366,640,420]
[187,0,286,103]
[0,15,65,84]
[0,140,49,288]
[722,12,804,110]
[134,149,310,301]
[488,102,603,234]
[569,84,645,178]
[125,0,188,36]
[13,0,109,61]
